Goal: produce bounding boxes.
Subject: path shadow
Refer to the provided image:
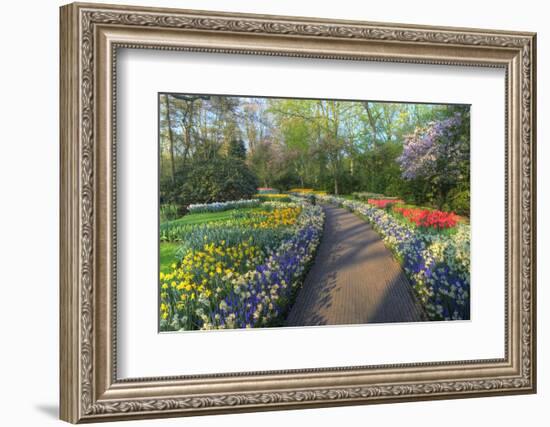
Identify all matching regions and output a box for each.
[307,312,330,326]
[286,270,338,326]
[369,273,425,323]
[312,271,338,311]
[286,203,426,327]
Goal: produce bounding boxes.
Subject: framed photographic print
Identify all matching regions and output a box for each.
[59,2,537,423]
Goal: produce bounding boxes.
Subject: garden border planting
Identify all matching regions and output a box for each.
[160,201,325,330]
[317,195,470,320]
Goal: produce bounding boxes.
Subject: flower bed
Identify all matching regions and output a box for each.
[160,202,325,330]
[353,192,402,202]
[367,198,404,209]
[289,188,314,194]
[255,193,292,203]
[257,187,279,194]
[393,206,459,229]
[161,203,300,243]
[188,198,260,214]
[318,195,469,320]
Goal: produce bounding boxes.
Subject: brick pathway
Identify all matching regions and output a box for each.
[286,204,424,326]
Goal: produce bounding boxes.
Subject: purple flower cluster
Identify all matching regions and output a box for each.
[397,112,465,181]
[199,205,325,329]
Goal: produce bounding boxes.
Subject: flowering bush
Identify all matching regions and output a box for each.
[393,206,459,229]
[187,199,260,214]
[318,195,470,320]
[397,112,466,181]
[396,111,469,211]
[160,202,325,330]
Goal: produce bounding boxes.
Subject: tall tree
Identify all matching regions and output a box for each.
[162,94,176,182]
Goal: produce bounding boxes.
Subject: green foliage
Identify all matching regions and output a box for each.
[228,138,247,159]
[355,142,406,196]
[445,187,470,216]
[162,157,259,214]
[160,204,178,223]
[270,169,303,191]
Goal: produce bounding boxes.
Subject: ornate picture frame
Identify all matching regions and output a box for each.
[60,2,536,423]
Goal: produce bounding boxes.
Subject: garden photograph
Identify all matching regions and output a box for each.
[158,93,470,332]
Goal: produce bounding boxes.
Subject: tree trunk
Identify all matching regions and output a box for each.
[364,102,378,145]
[186,103,194,159]
[163,95,176,182]
[180,121,190,161]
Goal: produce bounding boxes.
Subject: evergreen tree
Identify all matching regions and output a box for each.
[228,138,247,159]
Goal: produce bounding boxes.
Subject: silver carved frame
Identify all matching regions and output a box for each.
[59,2,537,423]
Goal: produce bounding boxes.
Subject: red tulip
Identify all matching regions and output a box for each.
[392,205,458,229]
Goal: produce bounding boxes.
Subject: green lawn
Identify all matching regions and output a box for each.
[159,242,180,273]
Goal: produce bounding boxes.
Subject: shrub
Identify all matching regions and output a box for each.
[446,188,470,217]
[163,157,259,213]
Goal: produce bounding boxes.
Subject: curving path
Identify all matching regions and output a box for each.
[286,204,424,326]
